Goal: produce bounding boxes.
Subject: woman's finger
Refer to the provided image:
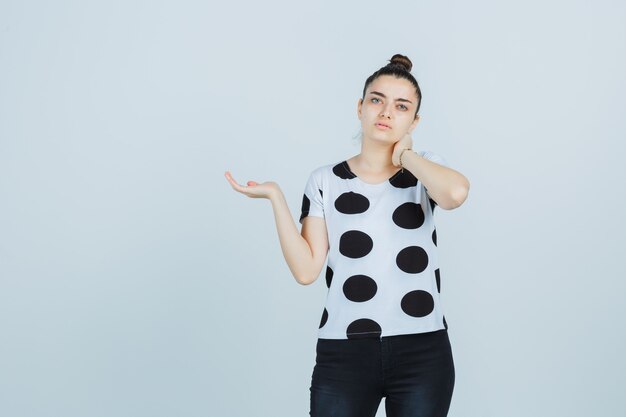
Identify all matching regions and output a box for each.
[224,171,247,192]
[225,171,267,198]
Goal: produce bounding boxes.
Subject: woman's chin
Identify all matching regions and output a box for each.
[362,135,397,146]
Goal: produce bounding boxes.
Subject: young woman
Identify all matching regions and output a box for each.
[225,53,470,417]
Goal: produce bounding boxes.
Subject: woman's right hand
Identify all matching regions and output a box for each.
[224,171,280,200]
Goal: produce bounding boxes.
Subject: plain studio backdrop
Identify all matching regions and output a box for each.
[1,1,625,416]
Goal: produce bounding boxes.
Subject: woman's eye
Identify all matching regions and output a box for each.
[370,98,406,110]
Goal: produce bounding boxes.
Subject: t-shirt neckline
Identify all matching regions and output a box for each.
[341,160,403,187]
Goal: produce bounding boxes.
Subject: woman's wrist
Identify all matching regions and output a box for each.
[399,148,414,170]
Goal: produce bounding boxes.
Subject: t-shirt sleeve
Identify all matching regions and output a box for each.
[421,150,450,168]
[420,150,450,210]
[299,170,325,224]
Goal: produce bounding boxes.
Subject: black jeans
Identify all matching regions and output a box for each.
[309,329,455,417]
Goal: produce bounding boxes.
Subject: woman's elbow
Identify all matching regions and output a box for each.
[294,272,317,286]
[450,181,470,209]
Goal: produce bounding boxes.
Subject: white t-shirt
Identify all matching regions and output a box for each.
[299,150,450,340]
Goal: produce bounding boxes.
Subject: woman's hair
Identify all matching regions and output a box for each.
[361,53,422,118]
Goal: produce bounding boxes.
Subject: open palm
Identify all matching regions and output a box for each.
[224,171,279,199]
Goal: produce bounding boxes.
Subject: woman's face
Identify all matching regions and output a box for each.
[357,74,420,144]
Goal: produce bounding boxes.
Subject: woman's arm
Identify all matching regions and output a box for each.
[391,132,470,210]
[401,151,470,210]
[224,171,328,285]
[270,189,329,285]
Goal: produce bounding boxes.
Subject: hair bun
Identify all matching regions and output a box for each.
[388,54,412,72]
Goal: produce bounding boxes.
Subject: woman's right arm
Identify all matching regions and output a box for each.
[224,171,329,286]
[269,189,329,285]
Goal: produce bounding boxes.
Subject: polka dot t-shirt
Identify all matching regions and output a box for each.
[299,150,451,340]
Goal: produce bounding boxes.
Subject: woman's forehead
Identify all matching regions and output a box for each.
[366,76,416,99]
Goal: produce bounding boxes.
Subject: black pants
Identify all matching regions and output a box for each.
[309,329,455,417]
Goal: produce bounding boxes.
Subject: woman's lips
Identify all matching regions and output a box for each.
[375,123,391,130]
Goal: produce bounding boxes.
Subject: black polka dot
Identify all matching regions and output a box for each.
[335,192,370,215]
[435,268,441,293]
[319,308,328,328]
[319,189,323,198]
[432,228,437,246]
[392,202,425,229]
[339,230,373,258]
[400,290,434,317]
[333,162,356,180]
[299,193,311,222]
[396,246,429,273]
[343,275,377,302]
[428,196,437,213]
[389,170,418,189]
[346,319,382,339]
[325,265,333,289]
[443,315,448,329]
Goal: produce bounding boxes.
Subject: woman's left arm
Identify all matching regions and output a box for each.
[400,151,470,210]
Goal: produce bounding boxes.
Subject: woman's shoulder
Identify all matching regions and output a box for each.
[308,159,345,177]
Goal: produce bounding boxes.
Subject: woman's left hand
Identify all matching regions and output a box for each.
[391,129,414,167]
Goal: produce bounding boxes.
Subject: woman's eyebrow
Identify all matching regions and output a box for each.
[369,91,413,104]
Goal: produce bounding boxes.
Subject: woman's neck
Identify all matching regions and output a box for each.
[351,142,395,173]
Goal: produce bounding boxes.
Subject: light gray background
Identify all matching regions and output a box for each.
[1,1,625,416]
